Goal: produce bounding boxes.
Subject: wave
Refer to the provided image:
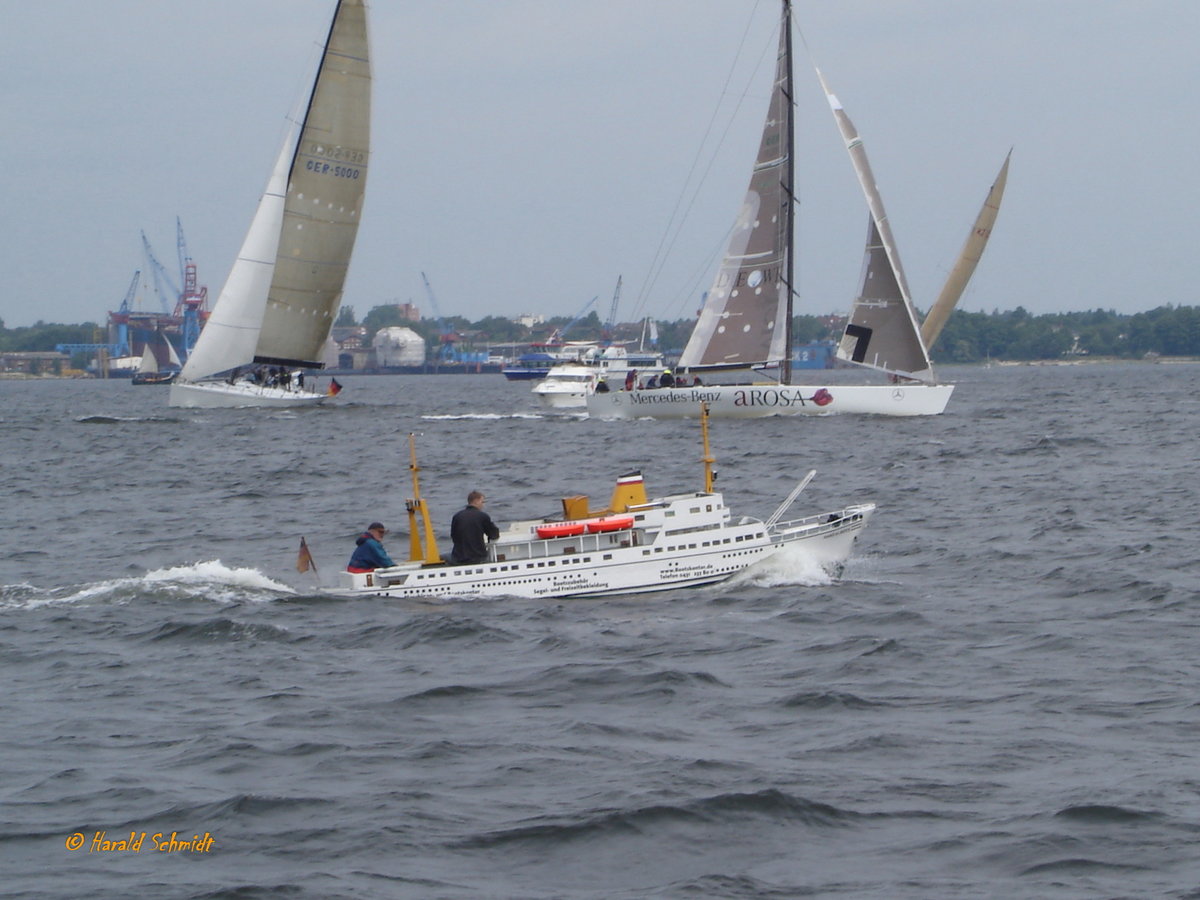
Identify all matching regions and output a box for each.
[0,560,293,611]
[456,788,857,850]
[421,412,545,420]
[74,414,181,425]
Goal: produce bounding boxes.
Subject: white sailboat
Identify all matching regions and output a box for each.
[587,0,1006,420]
[131,336,180,385]
[169,0,370,409]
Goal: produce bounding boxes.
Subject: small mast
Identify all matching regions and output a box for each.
[700,403,716,492]
[405,433,443,564]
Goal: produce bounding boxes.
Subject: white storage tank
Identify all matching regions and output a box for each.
[373,327,426,367]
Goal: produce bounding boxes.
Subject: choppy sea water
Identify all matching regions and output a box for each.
[2,363,1199,899]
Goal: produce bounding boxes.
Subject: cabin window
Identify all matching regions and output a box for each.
[603,554,612,560]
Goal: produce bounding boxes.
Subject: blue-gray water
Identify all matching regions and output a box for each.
[2,363,1198,899]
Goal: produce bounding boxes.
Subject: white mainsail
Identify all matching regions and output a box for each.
[179,131,294,383]
[138,345,157,375]
[921,150,1011,350]
[677,0,793,374]
[818,70,933,383]
[177,0,370,385]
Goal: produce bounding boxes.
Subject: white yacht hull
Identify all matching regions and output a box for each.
[338,494,873,601]
[535,389,589,409]
[168,380,328,409]
[587,382,954,419]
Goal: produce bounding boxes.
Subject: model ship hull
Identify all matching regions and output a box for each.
[339,491,873,601]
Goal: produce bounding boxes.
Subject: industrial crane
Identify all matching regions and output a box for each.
[420,271,460,362]
[548,295,599,343]
[602,275,622,344]
[140,232,181,315]
[173,218,209,355]
[55,270,140,360]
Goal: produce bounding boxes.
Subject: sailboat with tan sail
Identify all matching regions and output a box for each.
[587,0,1007,420]
[169,0,370,409]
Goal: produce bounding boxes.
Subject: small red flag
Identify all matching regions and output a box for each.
[297,536,318,574]
[327,378,343,397]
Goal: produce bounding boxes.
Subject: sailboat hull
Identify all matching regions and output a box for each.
[587,382,954,419]
[169,381,328,409]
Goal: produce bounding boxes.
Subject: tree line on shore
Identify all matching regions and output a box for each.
[4,304,1199,364]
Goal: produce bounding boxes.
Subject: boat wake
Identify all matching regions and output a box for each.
[421,412,546,421]
[729,543,837,588]
[75,414,181,425]
[0,561,293,611]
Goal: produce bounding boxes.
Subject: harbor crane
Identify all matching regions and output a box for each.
[420,271,460,362]
[602,275,622,344]
[548,294,598,343]
[173,218,208,355]
[141,232,181,315]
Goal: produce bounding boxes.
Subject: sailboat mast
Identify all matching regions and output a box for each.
[782,0,795,385]
[288,0,345,178]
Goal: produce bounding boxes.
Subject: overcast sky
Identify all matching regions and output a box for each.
[3,1,1195,329]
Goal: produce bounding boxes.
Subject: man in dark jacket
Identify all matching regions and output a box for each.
[347,522,396,572]
[450,491,500,564]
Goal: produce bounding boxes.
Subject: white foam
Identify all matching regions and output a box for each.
[421,412,544,420]
[143,559,294,592]
[1,561,294,611]
[733,544,836,588]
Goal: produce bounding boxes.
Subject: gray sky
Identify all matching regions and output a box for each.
[3,1,1195,329]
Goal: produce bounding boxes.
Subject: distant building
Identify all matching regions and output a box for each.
[331,326,368,350]
[514,313,544,329]
[395,302,421,322]
[0,351,70,376]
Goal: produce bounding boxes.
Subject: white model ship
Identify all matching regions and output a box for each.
[339,406,873,600]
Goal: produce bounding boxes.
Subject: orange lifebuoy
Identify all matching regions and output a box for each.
[535,522,587,538]
[585,516,635,533]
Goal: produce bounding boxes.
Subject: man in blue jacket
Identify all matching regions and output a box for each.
[347,522,396,572]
